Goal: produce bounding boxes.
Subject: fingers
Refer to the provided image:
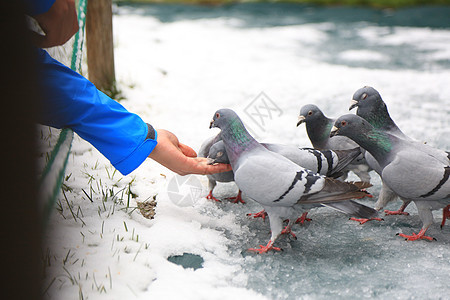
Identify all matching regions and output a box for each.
[182,157,232,175]
[179,143,197,158]
[204,163,232,174]
[150,129,231,176]
[158,129,197,157]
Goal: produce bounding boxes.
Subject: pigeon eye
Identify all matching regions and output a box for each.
[215,113,220,119]
[217,151,223,157]
[308,111,313,116]
[362,93,368,100]
[341,121,347,126]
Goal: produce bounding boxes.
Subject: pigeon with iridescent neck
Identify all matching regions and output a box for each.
[297,104,372,182]
[208,140,362,179]
[350,86,409,139]
[210,108,375,253]
[350,86,450,217]
[350,86,449,163]
[207,139,364,220]
[331,114,450,241]
[201,136,362,204]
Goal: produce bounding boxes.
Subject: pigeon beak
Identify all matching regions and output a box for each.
[206,158,216,165]
[330,125,339,137]
[349,100,358,111]
[209,119,214,129]
[296,115,306,127]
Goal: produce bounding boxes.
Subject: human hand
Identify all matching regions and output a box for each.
[148,129,232,176]
[32,0,79,48]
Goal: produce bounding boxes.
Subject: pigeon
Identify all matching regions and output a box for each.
[350,86,409,140]
[331,114,450,241]
[198,134,242,202]
[210,108,376,253]
[208,140,362,179]
[350,86,408,215]
[207,140,363,221]
[297,104,372,182]
[350,86,450,216]
[201,135,362,203]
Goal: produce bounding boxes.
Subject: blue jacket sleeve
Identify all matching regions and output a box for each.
[23,0,56,16]
[36,48,157,175]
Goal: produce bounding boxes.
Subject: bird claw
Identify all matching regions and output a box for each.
[349,217,384,225]
[281,227,297,240]
[247,210,267,221]
[248,241,282,254]
[227,191,245,204]
[206,191,221,202]
[397,232,435,242]
[384,209,409,216]
[295,212,312,225]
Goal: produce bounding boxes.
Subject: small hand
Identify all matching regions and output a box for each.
[148,129,232,176]
[32,0,79,48]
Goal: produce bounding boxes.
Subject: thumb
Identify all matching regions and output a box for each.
[179,143,197,158]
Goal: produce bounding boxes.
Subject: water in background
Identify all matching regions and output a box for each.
[114,3,450,299]
[116,3,450,71]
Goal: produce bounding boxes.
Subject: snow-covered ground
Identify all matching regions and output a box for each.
[41,4,450,299]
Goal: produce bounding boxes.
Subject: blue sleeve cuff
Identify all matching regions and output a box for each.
[114,130,158,175]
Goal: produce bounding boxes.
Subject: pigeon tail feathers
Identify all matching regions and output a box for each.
[298,179,372,204]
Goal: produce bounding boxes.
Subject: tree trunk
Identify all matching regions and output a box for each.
[86,0,116,95]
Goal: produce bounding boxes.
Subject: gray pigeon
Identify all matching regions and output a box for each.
[297,104,372,182]
[350,86,450,216]
[350,86,409,139]
[198,134,241,202]
[331,114,450,241]
[209,140,362,179]
[350,87,409,215]
[210,108,376,253]
[202,137,362,204]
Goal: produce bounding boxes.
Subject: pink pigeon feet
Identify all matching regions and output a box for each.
[350,217,384,225]
[384,209,410,216]
[397,228,436,241]
[248,240,282,254]
[295,212,312,225]
[206,190,220,202]
[281,226,297,240]
[384,201,410,216]
[441,205,450,229]
[227,190,245,204]
[247,210,267,221]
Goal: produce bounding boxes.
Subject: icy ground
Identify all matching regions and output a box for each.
[41,4,450,299]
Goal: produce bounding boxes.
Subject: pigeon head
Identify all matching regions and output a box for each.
[349,86,386,113]
[209,109,259,166]
[331,114,374,138]
[331,113,393,153]
[349,86,399,133]
[207,140,230,164]
[297,104,326,127]
[209,108,239,130]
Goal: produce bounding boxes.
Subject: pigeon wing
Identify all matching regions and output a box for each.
[233,150,325,207]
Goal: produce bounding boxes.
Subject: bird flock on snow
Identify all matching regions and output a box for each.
[199,86,450,253]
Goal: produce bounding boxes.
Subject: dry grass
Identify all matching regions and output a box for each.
[136,199,157,219]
